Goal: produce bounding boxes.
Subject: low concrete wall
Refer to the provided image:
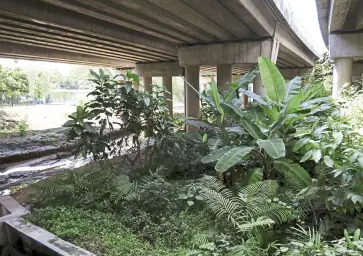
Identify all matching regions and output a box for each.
[0,196,94,256]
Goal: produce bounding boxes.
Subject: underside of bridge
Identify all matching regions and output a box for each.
[316,0,363,98]
[0,0,321,131]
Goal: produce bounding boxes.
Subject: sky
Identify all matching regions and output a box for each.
[0,0,327,73]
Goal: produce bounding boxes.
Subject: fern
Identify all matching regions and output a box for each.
[110,175,140,203]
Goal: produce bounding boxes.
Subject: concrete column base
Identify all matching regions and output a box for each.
[185,65,200,133]
[333,58,353,99]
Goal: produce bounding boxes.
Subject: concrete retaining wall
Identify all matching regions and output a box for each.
[0,196,95,256]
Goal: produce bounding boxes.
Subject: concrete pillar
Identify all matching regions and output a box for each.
[143,76,152,92]
[253,76,265,97]
[185,65,200,132]
[163,76,173,115]
[333,58,353,98]
[217,64,232,91]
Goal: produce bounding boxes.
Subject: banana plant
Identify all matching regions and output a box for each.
[202,56,328,184]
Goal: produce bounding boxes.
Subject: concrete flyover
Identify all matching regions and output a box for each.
[316,0,363,98]
[0,0,322,130]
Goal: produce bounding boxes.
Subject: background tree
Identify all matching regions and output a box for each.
[0,67,29,106]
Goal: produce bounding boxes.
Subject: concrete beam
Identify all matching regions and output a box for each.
[330,33,363,58]
[0,41,133,68]
[0,0,177,56]
[136,61,184,77]
[280,68,312,79]
[329,0,351,32]
[222,0,275,37]
[178,39,274,66]
[275,23,317,66]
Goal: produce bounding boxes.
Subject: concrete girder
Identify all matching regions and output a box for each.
[280,68,312,80]
[329,0,351,32]
[0,0,177,57]
[0,41,133,68]
[146,0,233,41]
[179,0,254,39]
[136,62,184,77]
[274,23,316,66]
[0,16,175,61]
[178,39,276,66]
[40,0,193,44]
[222,0,275,37]
[330,33,363,59]
[108,0,217,42]
[333,57,353,98]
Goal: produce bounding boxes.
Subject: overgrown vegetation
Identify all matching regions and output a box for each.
[25,55,363,255]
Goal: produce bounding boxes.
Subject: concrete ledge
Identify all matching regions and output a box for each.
[136,61,184,77]
[0,196,95,255]
[330,33,363,59]
[178,39,273,66]
[4,217,94,256]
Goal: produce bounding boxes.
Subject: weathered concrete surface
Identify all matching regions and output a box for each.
[0,197,95,255]
[0,0,320,70]
[162,76,173,115]
[185,66,200,133]
[143,77,152,92]
[217,64,232,91]
[333,57,353,98]
[330,33,363,59]
[136,61,184,77]
[178,40,275,66]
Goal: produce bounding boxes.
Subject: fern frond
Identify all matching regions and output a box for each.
[237,217,275,233]
[200,187,242,226]
[250,202,296,224]
[110,175,140,203]
[239,180,278,201]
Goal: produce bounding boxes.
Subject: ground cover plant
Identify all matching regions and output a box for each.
[24,56,363,255]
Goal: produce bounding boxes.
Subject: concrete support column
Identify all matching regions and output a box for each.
[217,64,232,91]
[253,76,265,97]
[333,58,353,99]
[143,76,152,92]
[185,65,200,132]
[162,76,173,115]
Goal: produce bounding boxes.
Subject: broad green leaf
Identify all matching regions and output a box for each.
[275,159,312,189]
[73,125,83,136]
[257,138,286,159]
[258,56,286,103]
[208,77,224,116]
[262,106,280,121]
[285,76,302,100]
[293,137,309,152]
[301,150,313,162]
[285,93,304,114]
[221,102,264,139]
[225,69,259,102]
[239,89,269,106]
[202,134,208,143]
[312,149,322,163]
[202,146,234,163]
[225,126,245,135]
[248,168,263,184]
[324,155,334,167]
[63,120,76,127]
[352,195,363,204]
[333,131,343,145]
[215,147,253,172]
